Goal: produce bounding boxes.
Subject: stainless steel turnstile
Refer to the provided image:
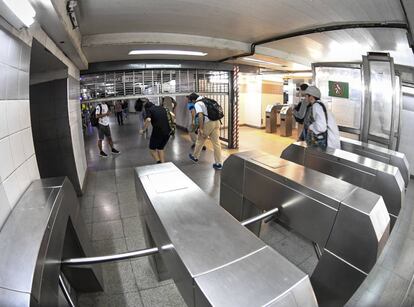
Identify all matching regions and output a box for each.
[135,163,318,307]
[220,151,390,307]
[281,142,405,226]
[340,136,410,187]
[0,177,103,307]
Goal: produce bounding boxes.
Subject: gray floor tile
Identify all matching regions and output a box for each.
[131,257,173,290]
[93,204,121,222]
[118,190,138,205]
[92,238,128,255]
[92,220,124,241]
[123,217,143,237]
[272,237,313,266]
[101,261,139,294]
[126,235,147,251]
[85,223,93,239]
[80,195,94,210]
[78,293,109,307]
[94,192,119,207]
[140,283,186,307]
[120,202,139,218]
[96,182,118,193]
[298,255,319,276]
[260,222,288,246]
[109,291,143,307]
[81,207,93,224]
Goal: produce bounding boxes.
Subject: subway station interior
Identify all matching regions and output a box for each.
[1,1,414,306]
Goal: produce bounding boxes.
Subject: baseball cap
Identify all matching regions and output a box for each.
[303,86,321,99]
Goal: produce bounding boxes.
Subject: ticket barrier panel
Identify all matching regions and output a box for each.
[220,151,389,307]
[281,142,405,227]
[134,163,318,307]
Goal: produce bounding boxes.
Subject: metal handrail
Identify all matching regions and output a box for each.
[241,207,280,227]
[59,275,75,307]
[61,244,173,266]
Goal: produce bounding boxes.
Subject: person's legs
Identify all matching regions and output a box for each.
[150,149,160,162]
[158,150,165,163]
[209,121,222,164]
[193,130,208,159]
[98,125,107,156]
[104,126,120,153]
[98,139,103,151]
[116,112,122,126]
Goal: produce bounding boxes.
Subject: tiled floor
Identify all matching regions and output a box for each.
[77,114,317,306]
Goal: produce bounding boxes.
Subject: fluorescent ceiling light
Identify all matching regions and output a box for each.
[242,57,282,66]
[129,50,207,56]
[3,0,36,27]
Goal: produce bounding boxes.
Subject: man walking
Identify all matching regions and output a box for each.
[140,101,173,163]
[188,93,223,170]
[96,102,120,157]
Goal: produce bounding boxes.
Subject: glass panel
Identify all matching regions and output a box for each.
[368,61,393,139]
[315,66,362,129]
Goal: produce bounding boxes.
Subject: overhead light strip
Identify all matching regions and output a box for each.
[129,50,207,56]
[3,0,36,27]
[242,57,282,66]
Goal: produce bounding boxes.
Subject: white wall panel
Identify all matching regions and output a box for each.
[0,183,12,229]
[0,100,7,139]
[3,170,22,208]
[0,137,14,180]
[5,99,20,134]
[22,128,35,159]
[9,131,26,169]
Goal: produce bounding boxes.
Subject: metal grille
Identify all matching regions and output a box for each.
[80,69,233,143]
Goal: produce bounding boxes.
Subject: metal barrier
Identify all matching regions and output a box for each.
[135,162,318,307]
[281,141,405,227]
[220,151,390,307]
[0,177,103,307]
[340,136,410,187]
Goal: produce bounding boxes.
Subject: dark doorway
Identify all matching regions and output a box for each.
[30,39,82,195]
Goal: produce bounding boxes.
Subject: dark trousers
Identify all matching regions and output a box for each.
[116,112,123,125]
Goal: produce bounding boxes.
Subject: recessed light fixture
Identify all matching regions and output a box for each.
[3,0,36,27]
[242,57,282,66]
[128,50,207,56]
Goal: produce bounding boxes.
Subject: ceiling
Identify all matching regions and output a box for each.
[31,0,414,70]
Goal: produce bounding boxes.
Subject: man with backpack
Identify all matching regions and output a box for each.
[188,92,223,170]
[303,86,340,150]
[140,101,175,163]
[94,102,120,157]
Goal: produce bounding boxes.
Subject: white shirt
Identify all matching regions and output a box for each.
[308,103,340,149]
[194,96,210,123]
[97,103,110,126]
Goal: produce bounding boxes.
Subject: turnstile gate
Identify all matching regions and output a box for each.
[220,151,390,307]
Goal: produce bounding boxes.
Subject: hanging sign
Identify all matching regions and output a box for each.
[328,81,349,98]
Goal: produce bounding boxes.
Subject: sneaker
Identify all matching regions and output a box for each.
[99,151,108,157]
[111,148,120,154]
[202,146,207,151]
[156,161,162,164]
[189,153,199,163]
[213,163,223,170]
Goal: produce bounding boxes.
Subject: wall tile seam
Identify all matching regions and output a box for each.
[0,61,29,73]
[0,126,32,142]
[1,153,36,183]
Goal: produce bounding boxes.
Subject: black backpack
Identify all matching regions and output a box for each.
[90,104,101,127]
[202,98,224,121]
[135,99,143,112]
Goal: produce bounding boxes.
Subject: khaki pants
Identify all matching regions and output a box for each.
[194,120,222,164]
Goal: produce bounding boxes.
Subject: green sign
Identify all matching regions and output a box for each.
[328,81,349,98]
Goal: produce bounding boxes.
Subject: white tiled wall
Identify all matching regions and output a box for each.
[68,77,87,188]
[0,27,39,229]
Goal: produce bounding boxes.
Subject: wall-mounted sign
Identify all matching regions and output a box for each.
[329,81,349,98]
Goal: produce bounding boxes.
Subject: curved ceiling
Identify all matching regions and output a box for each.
[28,0,414,70]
